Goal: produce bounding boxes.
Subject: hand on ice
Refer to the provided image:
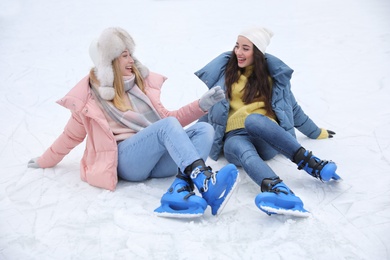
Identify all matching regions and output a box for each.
[27,157,40,168]
[317,128,336,139]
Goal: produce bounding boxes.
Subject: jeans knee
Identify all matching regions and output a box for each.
[225,140,255,160]
[162,116,180,125]
[240,148,260,163]
[160,116,182,132]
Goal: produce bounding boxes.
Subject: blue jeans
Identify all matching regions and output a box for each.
[117,117,214,182]
[223,114,301,186]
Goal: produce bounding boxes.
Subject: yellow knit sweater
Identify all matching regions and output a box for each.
[225,66,275,133]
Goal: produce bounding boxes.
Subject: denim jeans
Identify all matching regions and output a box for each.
[117,117,214,182]
[223,114,301,186]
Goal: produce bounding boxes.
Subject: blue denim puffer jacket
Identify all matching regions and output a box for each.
[195,51,321,160]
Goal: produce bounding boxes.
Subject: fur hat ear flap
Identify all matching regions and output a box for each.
[97,65,115,100]
[89,38,116,100]
[99,86,116,100]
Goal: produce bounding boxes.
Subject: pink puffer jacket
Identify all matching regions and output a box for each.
[38,72,206,191]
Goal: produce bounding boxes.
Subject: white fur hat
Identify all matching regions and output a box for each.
[89,27,149,100]
[239,27,273,54]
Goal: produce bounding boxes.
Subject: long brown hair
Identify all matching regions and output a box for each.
[90,57,146,111]
[225,46,274,117]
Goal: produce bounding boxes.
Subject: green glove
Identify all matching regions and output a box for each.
[317,128,336,139]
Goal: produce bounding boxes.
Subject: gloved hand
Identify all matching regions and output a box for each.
[27,157,41,168]
[199,86,225,112]
[317,128,336,139]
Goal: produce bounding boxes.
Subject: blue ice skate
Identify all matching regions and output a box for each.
[255,178,310,218]
[293,147,341,181]
[154,178,207,218]
[191,163,239,215]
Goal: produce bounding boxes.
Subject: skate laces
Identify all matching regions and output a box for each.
[190,166,216,192]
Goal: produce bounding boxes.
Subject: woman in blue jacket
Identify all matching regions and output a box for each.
[195,27,341,217]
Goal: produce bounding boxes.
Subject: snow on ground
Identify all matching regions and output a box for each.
[1,0,390,259]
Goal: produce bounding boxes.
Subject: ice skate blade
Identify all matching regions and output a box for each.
[259,205,311,218]
[154,210,204,219]
[154,204,205,218]
[330,172,342,182]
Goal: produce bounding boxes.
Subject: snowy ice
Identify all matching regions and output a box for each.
[1,0,389,259]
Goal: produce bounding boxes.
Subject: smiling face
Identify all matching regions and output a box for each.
[234,36,254,68]
[117,49,134,76]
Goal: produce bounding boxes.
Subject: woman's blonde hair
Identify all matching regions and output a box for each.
[90,57,146,111]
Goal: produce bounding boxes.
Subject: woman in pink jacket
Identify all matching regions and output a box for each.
[27,27,239,218]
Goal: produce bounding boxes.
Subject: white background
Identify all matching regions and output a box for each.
[1,0,389,259]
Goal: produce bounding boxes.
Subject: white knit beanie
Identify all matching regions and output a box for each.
[89,27,149,100]
[239,27,273,54]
